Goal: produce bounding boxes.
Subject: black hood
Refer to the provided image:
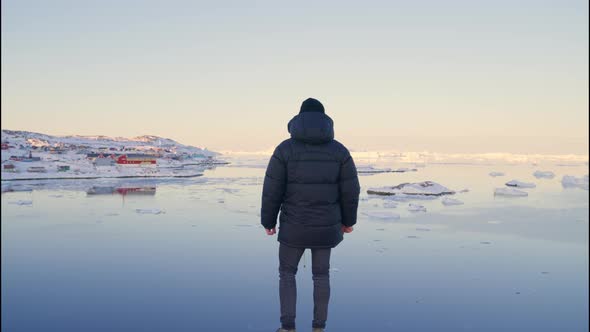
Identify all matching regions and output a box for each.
[288,112,334,144]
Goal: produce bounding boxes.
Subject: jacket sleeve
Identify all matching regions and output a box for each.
[261,146,287,229]
[339,153,360,227]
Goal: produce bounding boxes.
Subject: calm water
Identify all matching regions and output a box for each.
[2,162,588,332]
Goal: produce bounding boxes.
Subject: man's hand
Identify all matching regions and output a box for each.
[265,227,276,235]
[342,225,354,233]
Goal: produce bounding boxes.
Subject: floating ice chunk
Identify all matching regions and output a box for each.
[9,200,33,206]
[441,197,464,206]
[533,171,555,179]
[329,268,340,273]
[489,171,505,177]
[135,208,165,215]
[408,203,427,212]
[415,227,431,231]
[367,181,455,196]
[505,180,536,188]
[494,187,528,197]
[362,211,401,220]
[382,200,398,208]
[561,175,589,190]
[458,188,470,193]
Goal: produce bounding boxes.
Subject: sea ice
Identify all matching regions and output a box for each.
[494,187,528,197]
[441,197,464,206]
[367,181,455,196]
[489,171,505,177]
[135,208,165,215]
[505,180,536,188]
[533,171,555,179]
[408,203,427,212]
[561,175,589,190]
[362,211,401,220]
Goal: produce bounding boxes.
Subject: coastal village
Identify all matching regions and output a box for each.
[0,130,227,181]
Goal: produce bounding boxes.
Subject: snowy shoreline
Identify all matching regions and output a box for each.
[1,173,204,182]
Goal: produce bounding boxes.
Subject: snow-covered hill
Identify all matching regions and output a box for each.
[1,130,218,157]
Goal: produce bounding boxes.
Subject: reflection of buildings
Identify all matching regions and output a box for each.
[115,187,156,196]
[87,186,156,196]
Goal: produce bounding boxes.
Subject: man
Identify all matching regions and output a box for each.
[261,98,361,332]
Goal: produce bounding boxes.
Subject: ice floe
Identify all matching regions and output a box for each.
[382,200,398,208]
[494,187,528,197]
[367,181,455,196]
[489,171,505,177]
[533,171,555,179]
[362,211,401,220]
[505,180,536,188]
[561,175,589,190]
[135,208,166,215]
[441,197,464,206]
[407,203,427,212]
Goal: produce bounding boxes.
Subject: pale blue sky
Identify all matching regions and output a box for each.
[2,0,588,153]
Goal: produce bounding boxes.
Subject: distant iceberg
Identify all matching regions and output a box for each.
[441,197,464,206]
[533,171,555,179]
[561,175,589,190]
[494,187,528,197]
[505,180,536,188]
[367,181,455,196]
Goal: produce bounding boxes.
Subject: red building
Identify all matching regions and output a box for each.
[116,154,156,165]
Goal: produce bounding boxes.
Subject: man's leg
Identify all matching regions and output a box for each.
[311,247,331,329]
[279,243,305,330]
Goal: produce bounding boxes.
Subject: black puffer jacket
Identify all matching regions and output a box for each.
[261,102,360,248]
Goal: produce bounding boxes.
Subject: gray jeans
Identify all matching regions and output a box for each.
[279,243,331,330]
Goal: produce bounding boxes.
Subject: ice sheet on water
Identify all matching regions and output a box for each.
[408,203,427,212]
[135,208,165,215]
[494,187,528,197]
[561,175,589,190]
[441,197,464,206]
[533,170,555,179]
[505,180,536,188]
[362,211,401,220]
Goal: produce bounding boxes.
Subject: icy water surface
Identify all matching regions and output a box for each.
[2,162,588,332]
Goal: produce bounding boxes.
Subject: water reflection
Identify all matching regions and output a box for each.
[1,163,588,332]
